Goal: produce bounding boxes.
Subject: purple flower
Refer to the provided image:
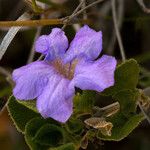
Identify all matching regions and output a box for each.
[12,25,117,123]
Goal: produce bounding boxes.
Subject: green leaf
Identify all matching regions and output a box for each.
[33,124,64,146]
[65,118,84,134]
[74,91,96,113]
[51,143,76,150]
[7,96,39,133]
[97,113,144,141]
[103,59,140,96]
[25,117,59,150]
[113,89,139,117]
[18,100,38,113]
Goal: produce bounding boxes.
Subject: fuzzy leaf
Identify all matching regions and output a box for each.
[33,124,64,146]
[25,117,59,150]
[113,89,139,117]
[74,91,96,113]
[7,96,39,133]
[65,118,84,134]
[97,113,144,141]
[103,59,140,96]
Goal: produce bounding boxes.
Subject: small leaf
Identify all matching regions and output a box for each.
[113,89,139,117]
[74,91,96,113]
[51,143,76,150]
[97,113,144,141]
[7,96,39,133]
[25,117,59,150]
[103,59,140,96]
[33,124,64,146]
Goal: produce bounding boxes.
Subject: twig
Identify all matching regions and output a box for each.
[62,0,86,30]
[0,0,105,28]
[80,0,87,19]
[0,66,14,86]
[73,0,105,19]
[27,1,47,64]
[107,0,124,55]
[0,12,31,61]
[0,100,9,116]
[37,54,44,60]
[27,27,42,64]
[137,0,150,14]
[62,0,105,30]
[0,18,88,27]
[111,0,126,61]
[0,66,11,79]
[138,102,150,124]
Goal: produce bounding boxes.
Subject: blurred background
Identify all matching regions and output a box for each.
[0,0,150,149]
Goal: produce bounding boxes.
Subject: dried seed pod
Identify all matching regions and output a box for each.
[93,102,120,118]
[84,117,113,136]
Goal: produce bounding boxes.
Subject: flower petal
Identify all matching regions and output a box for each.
[64,25,102,63]
[12,61,55,100]
[73,55,117,92]
[35,35,49,55]
[36,74,74,123]
[35,28,68,61]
